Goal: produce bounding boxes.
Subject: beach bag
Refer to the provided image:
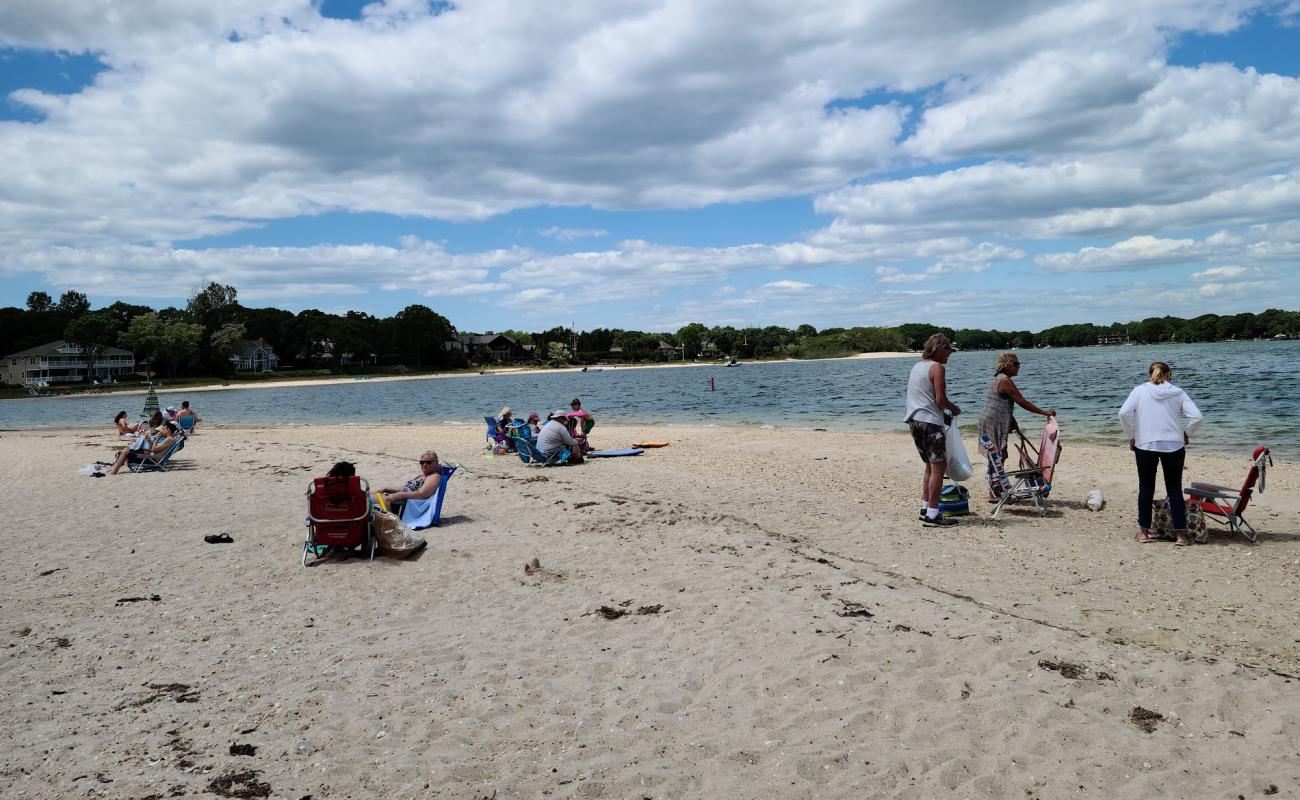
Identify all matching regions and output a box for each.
[372,510,427,559]
[945,423,973,482]
[1151,498,1209,543]
[938,484,970,517]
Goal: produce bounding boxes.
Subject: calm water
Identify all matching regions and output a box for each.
[3,341,1296,458]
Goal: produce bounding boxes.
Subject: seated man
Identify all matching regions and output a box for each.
[177,400,201,431]
[536,411,580,462]
[378,451,443,519]
[108,421,181,474]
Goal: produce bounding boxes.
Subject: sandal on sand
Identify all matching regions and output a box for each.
[203,533,234,544]
[1174,539,1192,547]
[1136,533,1158,543]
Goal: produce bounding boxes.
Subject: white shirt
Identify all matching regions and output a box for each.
[1118,381,1203,451]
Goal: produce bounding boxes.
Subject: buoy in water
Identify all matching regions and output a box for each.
[709,376,715,391]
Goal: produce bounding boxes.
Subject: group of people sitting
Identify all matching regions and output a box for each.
[490,397,595,462]
[108,409,186,474]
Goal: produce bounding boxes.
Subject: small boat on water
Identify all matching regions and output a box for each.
[724,359,740,367]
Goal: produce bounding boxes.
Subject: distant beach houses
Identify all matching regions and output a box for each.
[445,332,532,362]
[2,340,135,386]
[230,338,279,372]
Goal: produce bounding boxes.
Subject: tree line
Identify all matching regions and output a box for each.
[3,284,1299,386]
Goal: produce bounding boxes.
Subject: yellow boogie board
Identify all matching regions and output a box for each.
[632,441,670,448]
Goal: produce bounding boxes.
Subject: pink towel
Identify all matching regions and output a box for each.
[1039,416,1060,483]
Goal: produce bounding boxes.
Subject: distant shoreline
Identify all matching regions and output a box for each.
[13,351,915,400]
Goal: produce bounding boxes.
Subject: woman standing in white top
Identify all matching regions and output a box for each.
[1118,361,1203,546]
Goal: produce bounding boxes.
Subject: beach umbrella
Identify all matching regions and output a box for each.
[142,385,160,419]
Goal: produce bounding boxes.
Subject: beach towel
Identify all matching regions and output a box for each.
[1038,416,1060,483]
[400,496,440,529]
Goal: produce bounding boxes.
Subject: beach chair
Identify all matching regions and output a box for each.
[981,433,1051,519]
[582,418,595,436]
[484,416,500,447]
[1185,446,1272,544]
[400,464,459,529]
[516,437,571,467]
[303,475,374,566]
[177,416,197,434]
[1012,417,1060,494]
[128,435,186,473]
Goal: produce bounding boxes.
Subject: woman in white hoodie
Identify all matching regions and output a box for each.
[1118,361,1203,546]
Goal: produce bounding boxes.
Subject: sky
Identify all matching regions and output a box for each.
[1,0,1299,334]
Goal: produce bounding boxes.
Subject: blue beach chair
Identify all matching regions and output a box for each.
[517,437,570,467]
[129,435,185,473]
[177,416,197,434]
[399,464,459,529]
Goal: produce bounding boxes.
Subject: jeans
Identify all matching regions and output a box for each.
[1135,447,1186,530]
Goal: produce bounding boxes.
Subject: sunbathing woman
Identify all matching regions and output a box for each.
[108,421,181,474]
[378,451,443,517]
[114,411,140,436]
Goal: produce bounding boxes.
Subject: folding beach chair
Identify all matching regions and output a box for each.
[484,416,501,447]
[303,475,375,566]
[516,437,571,467]
[177,416,197,434]
[128,435,186,473]
[399,464,459,529]
[1012,416,1061,493]
[1185,446,1272,544]
[981,433,1051,520]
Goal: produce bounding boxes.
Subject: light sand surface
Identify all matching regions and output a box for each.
[3,424,1298,799]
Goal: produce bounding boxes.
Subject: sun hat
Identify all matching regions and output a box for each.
[526,412,540,422]
[549,410,569,420]
[164,405,177,412]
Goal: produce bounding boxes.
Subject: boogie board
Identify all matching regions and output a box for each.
[588,448,645,458]
[631,441,670,448]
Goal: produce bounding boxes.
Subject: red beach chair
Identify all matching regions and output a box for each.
[304,475,375,566]
[1184,446,1272,544]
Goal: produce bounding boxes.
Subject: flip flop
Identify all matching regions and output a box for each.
[1135,535,1158,543]
[1173,540,1192,547]
[203,533,234,544]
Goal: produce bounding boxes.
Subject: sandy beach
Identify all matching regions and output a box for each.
[3,423,1298,799]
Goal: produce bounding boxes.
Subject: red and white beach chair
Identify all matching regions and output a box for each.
[1184,446,1272,544]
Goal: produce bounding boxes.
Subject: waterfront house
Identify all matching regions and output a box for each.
[2,340,136,386]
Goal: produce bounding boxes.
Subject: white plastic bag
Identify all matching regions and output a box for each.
[1086,489,1105,511]
[945,422,973,482]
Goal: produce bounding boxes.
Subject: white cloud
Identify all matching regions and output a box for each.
[538,226,608,241]
[1191,265,1247,280]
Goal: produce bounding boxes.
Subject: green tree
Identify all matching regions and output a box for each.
[156,322,202,379]
[187,282,239,370]
[211,322,247,373]
[56,290,90,317]
[119,313,166,381]
[26,291,53,312]
[545,341,569,366]
[675,322,708,359]
[64,311,116,383]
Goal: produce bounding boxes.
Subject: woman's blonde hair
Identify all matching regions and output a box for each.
[922,333,953,360]
[1148,361,1171,385]
[421,450,439,464]
[498,406,512,419]
[995,353,1020,375]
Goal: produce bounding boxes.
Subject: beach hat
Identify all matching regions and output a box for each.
[165,405,177,412]
[526,412,540,422]
[549,410,568,420]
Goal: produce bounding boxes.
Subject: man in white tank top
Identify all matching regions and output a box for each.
[904,333,962,527]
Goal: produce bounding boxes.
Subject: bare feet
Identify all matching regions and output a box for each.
[1136,529,1158,543]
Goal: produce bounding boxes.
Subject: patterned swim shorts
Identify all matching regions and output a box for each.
[908,419,947,464]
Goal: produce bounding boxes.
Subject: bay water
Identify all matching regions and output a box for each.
[3,340,1295,458]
